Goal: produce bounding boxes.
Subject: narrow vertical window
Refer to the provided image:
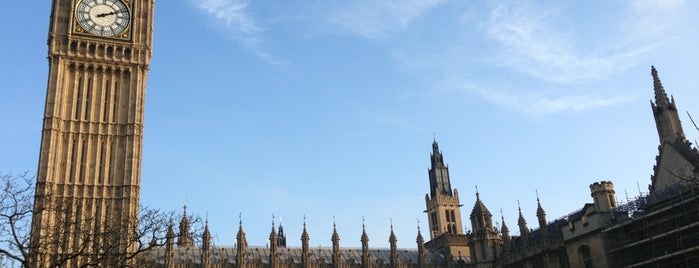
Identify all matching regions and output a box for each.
[579,245,592,268]
[75,77,84,120]
[112,81,119,123]
[69,137,78,182]
[103,79,111,122]
[85,77,93,120]
[79,138,88,183]
[98,141,106,184]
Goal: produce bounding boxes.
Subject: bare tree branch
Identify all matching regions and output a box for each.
[1,171,193,267]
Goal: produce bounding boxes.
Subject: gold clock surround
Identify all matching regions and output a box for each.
[73,0,133,40]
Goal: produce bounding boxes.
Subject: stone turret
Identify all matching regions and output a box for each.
[467,192,502,267]
[590,181,616,212]
[201,218,211,266]
[277,219,287,248]
[389,223,399,268]
[416,225,427,266]
[236,217,248,267]
[648,66,699,193]
[517,201,529,241]
[500,210,510,246]
[651,66,685,145]
[165,221,175,268]
[361,221,370,268]
[269,218,278,267]
[177,205,194,247]
[332,221,341,267]
[301,219,310,268]
[536,194,548,236]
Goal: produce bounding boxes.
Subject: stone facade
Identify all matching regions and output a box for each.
[144,67,698,268]
[464,66,699,268]
[32,2,698,267]
[30,1,154,267]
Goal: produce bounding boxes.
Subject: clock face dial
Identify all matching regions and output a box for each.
[76,0,131,37]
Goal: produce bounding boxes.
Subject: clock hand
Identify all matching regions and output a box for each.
[96,10,126,18]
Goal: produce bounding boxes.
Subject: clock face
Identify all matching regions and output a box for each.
[76,0,131,37]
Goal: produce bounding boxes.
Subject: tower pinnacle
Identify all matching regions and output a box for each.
[650,66,685,144]
[652,66,670,108]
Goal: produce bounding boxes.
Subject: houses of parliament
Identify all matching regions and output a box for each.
[28,0,699,267]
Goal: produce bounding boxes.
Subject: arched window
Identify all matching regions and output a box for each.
[578,245,592,268]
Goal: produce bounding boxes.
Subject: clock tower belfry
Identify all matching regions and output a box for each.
[424,139,470,261]
[30,0,154,267]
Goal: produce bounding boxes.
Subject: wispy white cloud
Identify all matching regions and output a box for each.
[190,0,283,64]
[478,1,689,85]
[481,3,619,85]
[405,1,690,115]
[323,0,447,40]
[448,78,634,116]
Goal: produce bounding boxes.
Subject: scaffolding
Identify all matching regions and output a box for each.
[603,181,699,267]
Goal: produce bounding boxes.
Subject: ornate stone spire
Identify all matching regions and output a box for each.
[269,215,278,267]
[470,191,493,232]
[652,66,670,108]
[332,219,341,267]
[361,218,370,268]
[177,205,193,247]
[236,214,247,267]
[277,217,287,248]
[517,200,529,240]
[500,209,510,245]
[429,138,453,197]
[536,192,548,236]
[416,223,427,266]
[301,216,310,268]
[165,220,175,268]
[201,215,211,266]
[650,66,685,145]
[389,221,399,268]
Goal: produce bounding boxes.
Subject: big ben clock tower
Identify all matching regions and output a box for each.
[30,0,153,267]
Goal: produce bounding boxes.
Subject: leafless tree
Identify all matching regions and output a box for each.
[1,172,201,267]
[0,171,34,266]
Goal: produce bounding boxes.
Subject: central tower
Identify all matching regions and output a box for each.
[425,139,464,238]
[424,139,469,261]
[31,0,154,266]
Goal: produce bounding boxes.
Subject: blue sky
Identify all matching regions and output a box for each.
[1,0,698,249]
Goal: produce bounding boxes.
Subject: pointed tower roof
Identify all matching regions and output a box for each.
[500,209,510,244]
[517,200,529,239]
[331,219,341,267]
[536,192,549,236]
[202,215,211,251]
[236,214,248,249]
[652,66,670,108]
[536,193,546,218]
[331,220,340,244]
[301,216,310,242]
[389,221,399,267]
[416,222,425,245]
[236,213,248,267]
[177,204,193,247]
[429,138,453,197]
[361,218,369,244]
[416,223,427,266]
[470,191,492,218]
[277,217,287,248]
[269,215,278,246]
[361,218,370,268]
[389,220,397,245]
